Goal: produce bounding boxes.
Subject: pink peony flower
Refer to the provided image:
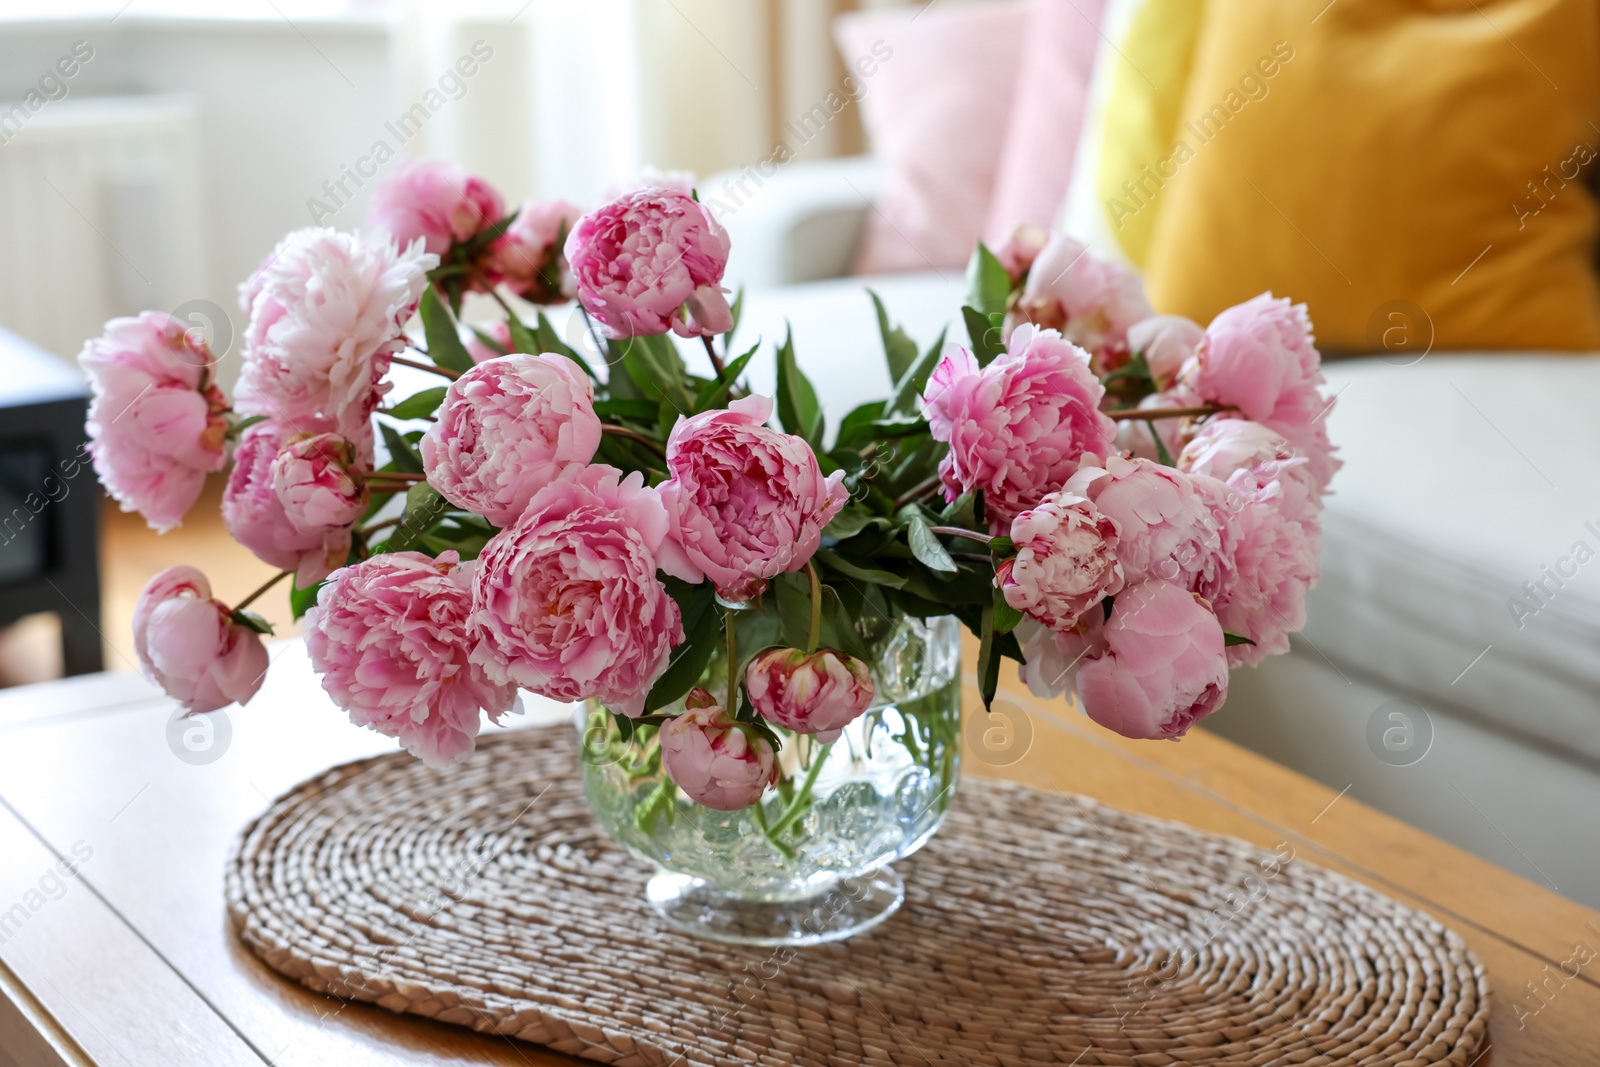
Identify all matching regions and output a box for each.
[1063,454,1223,590]
[1203,475,1321,667]
[657,395,848,602]
[564,188,733,339]
[1178,292,1341,491]
[659,688,778,811]
[1127,314,1203,390]
[478,198,582,304]
[1179,418,1320,521]
[993,223,1050,284]
[1075,579,1229,740]
[133,566,269,714]
[270,432,367,534]
[306,550,518,768]
[79,312,229,532]
[1010,232,1154,373]
[1015,613,1107,700]
[469,465,693,717]
[224,419,352,586]
[744,647,875,742]
[420,353,602,527]
[366,159,505,258]
[998,491,1124,631]
[236,227,435,443]
[923,325,1116,528]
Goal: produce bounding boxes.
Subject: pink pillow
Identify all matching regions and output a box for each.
[836,2,1028,275]
[984,0,1106,244]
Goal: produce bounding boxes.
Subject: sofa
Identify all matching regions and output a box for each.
[715,156,1600,909]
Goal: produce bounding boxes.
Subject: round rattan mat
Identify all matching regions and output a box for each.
[227,725,1490,1066]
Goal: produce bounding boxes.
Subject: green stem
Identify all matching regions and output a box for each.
[805,560,822,653]
[234,570,291,612]
[769,738,832,838]
[599,422,667,457]
[751,800,796,860]
[391,354,461,381]
[927,525,991,544]
[724,607,738,714]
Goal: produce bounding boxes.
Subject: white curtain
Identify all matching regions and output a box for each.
[393,0,911,202]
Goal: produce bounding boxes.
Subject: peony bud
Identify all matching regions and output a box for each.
[998,491,1124,632]
[744,647,874,742]
[658,688,778,811]
[564,187,733,339]
[270,432,367,535]
[133,566,269,715]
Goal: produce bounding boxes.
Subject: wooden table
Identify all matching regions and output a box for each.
[0,639,1595,1066]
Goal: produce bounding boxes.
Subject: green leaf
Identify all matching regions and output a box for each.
[385,386,448,420]
[815,549,907,589]
[229,413,268,437]
[1101,351,1153,387]
[1223,630,1257,647]
[966,242,1012,318]
[963,305,1006,367]
[885,326,947,416]
[905,515,958,574]
[818,585,869,661]
[834,400,887,450]
[378,422,424,474]
[772,572,814,650]
[289,578,325,621]
[977,601,1000,711]
[230,608,275,636]
[505,313,540,358]
[418,288,475,373]
[386,482,448,553]
[593,398,660,422]
[1150,424,1177,468]
[774,327,824,445]
[692,341,759,413]
[618,334,693,420]
[725,286,745,346]
[533,311,598,380]
[468,325,508,357]
[643,580,720,712]
[868,289,920,383]
[940,492,976,528]
[988,535,1015,556]
[992,587,1024,635]
[823,504,881,541]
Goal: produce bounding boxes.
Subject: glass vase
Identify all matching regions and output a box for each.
[577,614,963,946]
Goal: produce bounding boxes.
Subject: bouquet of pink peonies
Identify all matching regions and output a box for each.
[82,160,1336,810]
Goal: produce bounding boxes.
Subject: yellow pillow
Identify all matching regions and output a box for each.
[1143,0,1600,352]
[1059,0,1207,269]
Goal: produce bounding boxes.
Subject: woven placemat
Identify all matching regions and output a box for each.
[227,725,1490,1066]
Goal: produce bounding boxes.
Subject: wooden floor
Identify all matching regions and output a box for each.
[0,476,300,688]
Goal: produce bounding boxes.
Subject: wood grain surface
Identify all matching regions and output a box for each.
[0,637,1594,1065]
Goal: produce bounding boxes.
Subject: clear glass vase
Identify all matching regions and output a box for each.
[578,614,963,946]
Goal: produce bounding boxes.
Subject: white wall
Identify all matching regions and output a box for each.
[0,14,393,383]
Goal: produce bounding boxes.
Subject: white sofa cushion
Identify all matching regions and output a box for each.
[1312,356,1600,762]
